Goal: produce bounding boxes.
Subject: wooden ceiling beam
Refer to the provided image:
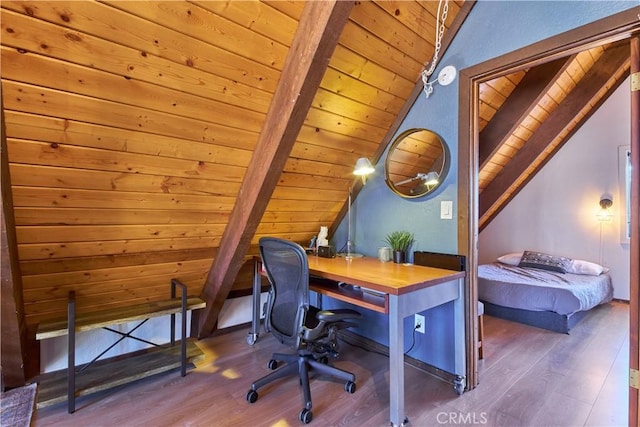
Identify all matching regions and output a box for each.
[479,42,630,228]
[479,56,573,168]
[1,95,29,385]
[197,0,354,338]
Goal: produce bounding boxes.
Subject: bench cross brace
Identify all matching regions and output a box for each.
[77,319,153,373]
[66,279,189,413]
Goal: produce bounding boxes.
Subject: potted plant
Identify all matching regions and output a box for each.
[384,231,414,263]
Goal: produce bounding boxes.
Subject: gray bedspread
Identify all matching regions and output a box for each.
[478,263,613,315]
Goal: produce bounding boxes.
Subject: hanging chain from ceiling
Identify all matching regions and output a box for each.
[421,0,449,98]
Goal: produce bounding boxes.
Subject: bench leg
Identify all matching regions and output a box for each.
[171,279,188,377]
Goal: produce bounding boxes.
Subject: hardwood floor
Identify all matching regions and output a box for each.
[34,301,629,426]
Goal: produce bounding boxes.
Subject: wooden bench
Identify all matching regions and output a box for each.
[35,279,206,413]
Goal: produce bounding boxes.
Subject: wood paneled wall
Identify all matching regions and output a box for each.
[1,1,463,326]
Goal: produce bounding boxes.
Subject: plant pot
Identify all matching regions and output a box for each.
[392,250,405,264]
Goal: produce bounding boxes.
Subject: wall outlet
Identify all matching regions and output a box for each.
[414,314,425,334]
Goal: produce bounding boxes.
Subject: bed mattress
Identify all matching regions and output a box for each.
[478,263,613,316]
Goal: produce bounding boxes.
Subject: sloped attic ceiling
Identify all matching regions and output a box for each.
[477,40,631,229]
[0,1,631,338]
[1,1,469,330]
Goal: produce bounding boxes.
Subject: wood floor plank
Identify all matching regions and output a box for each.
[584,332,629,427]
[33,301,629,427]
[529,391,593,426]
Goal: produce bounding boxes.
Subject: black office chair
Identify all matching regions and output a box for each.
[246,237,362,424]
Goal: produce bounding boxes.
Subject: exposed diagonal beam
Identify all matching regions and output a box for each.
[479,56,572,168]
[479,43,630,228]
[197,0,354,338]
[1,95,28,385]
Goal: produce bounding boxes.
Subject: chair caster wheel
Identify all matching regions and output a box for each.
[268,359,278,370]
[246,389,258,403]
[246,333,258,346]
[344,381,356,393]
[453,375,465,396]
[299,408,313,424]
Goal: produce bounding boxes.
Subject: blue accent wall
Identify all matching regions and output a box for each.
[329,0,637,375]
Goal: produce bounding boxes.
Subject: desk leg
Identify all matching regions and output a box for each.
[453,278,466,394]
[67,291,76,414]
[389,295,406,427]
[247,259,261,345]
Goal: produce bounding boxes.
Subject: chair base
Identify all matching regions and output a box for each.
[248,351,356,424]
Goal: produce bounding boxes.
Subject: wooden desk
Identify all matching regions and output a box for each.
[248,255,466,427]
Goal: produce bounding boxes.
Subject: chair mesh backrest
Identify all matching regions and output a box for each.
[259,237,309,348]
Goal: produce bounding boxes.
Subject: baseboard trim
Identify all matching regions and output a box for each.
[338,329,457,386]
[612,298,630,304]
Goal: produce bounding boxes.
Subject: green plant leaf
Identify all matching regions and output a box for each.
[384,231,414,251]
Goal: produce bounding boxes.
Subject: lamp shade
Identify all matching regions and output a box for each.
[353,157,374,176]
[597,197,613,222]
[599,198,613,210]
[424,171,440,186]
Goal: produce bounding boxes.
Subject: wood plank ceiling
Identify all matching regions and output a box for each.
[0,0,629,335]
[478,41,630,229]
[0,0,467,328]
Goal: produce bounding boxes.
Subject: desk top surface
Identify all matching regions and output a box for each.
[307,255,464,296]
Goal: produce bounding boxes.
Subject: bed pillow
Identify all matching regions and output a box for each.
[496,252,523,266]
[566,259,606,276]
[518,250,571,273]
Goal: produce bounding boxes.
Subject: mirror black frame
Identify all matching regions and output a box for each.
[384,128,449,199]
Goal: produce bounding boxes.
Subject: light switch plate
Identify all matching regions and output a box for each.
[441,201,453,219]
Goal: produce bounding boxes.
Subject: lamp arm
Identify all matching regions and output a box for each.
[395,173,427,186]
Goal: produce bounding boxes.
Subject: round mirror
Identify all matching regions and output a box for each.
[385,128,448,198]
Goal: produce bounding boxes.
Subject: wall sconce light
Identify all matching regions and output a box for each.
[597,197,613,222]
